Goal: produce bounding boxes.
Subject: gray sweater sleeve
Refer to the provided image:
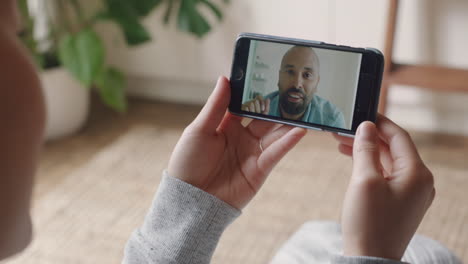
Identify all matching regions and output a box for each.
[123,172,406,264]
[122,171,241,264]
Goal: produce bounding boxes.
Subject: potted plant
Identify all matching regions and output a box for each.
[18,0,228,140]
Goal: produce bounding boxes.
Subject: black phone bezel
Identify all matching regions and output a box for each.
[229,33,384,136]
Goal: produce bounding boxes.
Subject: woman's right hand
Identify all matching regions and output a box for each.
[333,115,435,260]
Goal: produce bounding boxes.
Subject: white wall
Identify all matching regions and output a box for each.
[100,0,468,135]
[100,0,335,104]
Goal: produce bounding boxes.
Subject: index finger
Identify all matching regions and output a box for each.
[376,114,422,172]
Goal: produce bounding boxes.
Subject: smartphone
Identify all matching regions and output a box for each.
[229,33,384,136]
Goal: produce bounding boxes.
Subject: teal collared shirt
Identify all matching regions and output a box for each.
[265,91,346,129]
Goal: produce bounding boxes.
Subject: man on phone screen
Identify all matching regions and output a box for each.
[242,46,345,129]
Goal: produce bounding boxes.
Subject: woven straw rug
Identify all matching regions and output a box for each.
[4,124,467,264]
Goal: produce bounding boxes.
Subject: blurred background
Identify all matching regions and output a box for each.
[6,0,468,263]
[105,0,468,135]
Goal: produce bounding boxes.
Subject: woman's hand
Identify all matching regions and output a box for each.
[333,116,435,260]
[168,76,306,209]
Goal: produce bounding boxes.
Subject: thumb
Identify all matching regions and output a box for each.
[352,121,382,180]
[192,76,230,133]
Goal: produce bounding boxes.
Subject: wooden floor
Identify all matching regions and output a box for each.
[4,98,468,263]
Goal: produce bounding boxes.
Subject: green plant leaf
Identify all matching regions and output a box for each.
[199,0,223,21]
[58,29,105,86]
[17,0,30,21]
[95,67,127,112]
[177,0,211,38]
[105,0,152,45]
[130,0,164,17]
[117,17,151,45]
[90,11,113,24]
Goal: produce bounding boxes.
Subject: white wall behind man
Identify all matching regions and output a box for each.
[100,0,468,135]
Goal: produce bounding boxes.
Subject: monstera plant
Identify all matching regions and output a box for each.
[18,0,229,112]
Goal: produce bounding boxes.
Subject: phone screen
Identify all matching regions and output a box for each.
[241,40,363,130]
